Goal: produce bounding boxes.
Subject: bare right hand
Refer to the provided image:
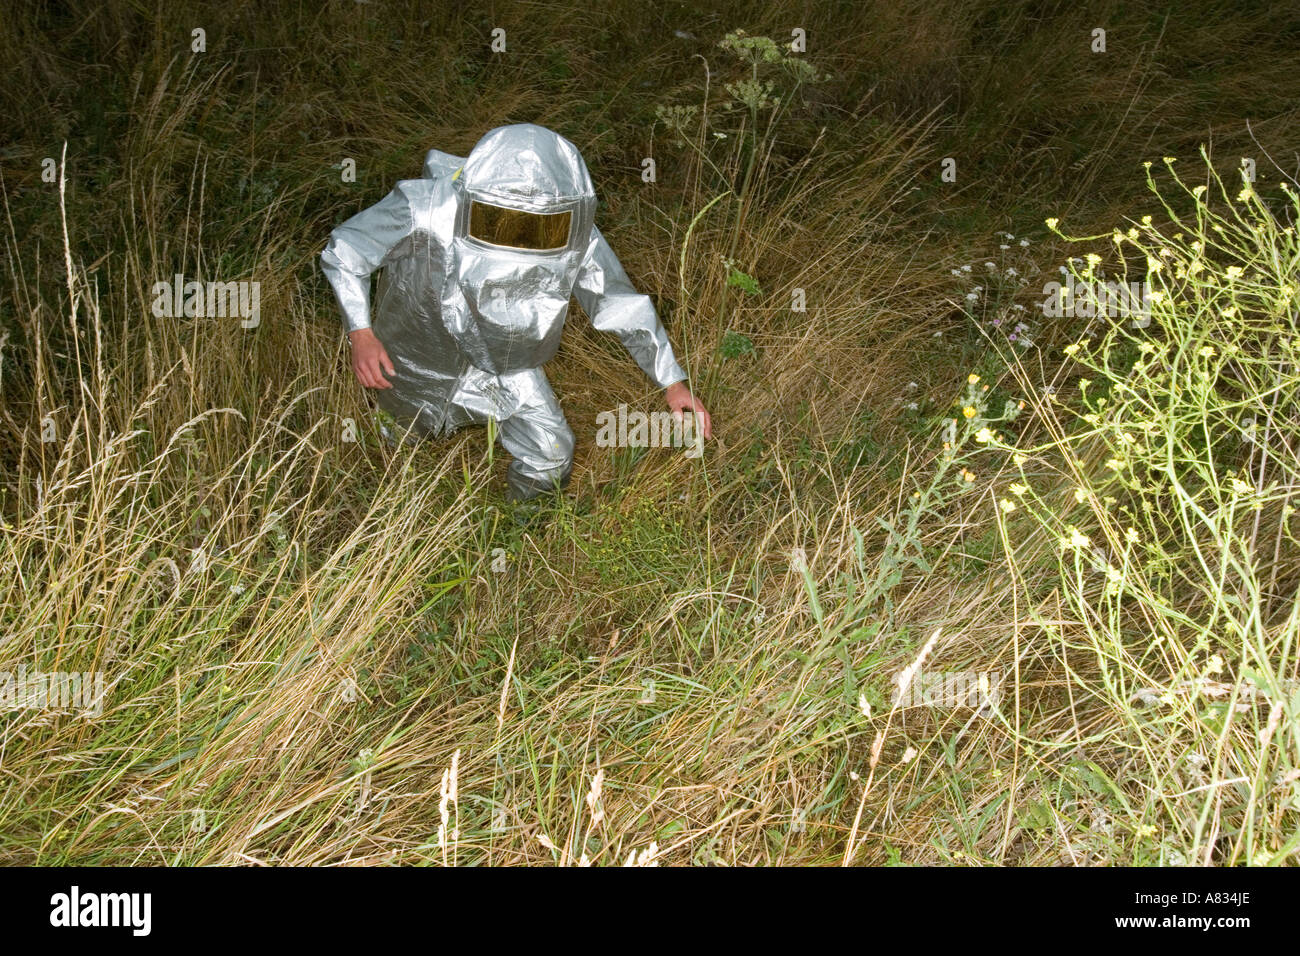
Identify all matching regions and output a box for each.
[349,328,395,389]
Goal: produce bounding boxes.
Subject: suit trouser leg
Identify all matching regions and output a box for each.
[496,375,574,501]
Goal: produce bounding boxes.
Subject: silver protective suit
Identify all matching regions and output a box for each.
[321,124,686,499]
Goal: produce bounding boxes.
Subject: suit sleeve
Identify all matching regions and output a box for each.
[320,183,420,333]
[573,225,687,389]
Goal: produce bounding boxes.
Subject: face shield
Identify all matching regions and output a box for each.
[467,199,574,253]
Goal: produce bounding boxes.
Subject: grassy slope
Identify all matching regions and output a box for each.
[1,0,1298,864]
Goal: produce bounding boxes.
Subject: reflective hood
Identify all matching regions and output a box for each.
[460,123,596,212]
[444,124,598,373]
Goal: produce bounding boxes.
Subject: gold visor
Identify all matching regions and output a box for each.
[468,200,572,251]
